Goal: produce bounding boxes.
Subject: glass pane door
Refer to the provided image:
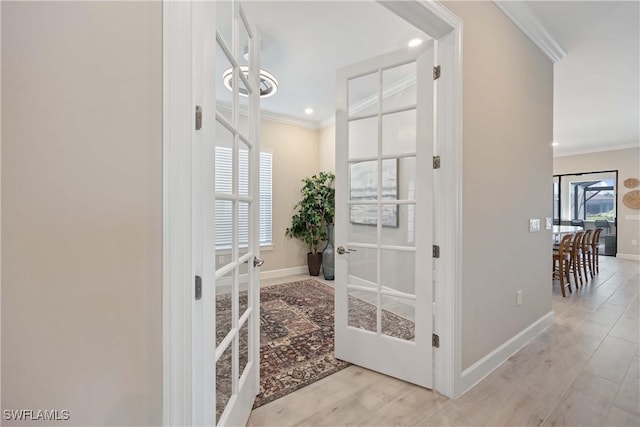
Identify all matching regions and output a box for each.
[335,42,434,388]
[213,2,260,425]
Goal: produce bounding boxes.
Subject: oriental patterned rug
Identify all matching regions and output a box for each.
[215,279,415,413]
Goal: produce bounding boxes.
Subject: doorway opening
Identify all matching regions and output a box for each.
[554,170,619,256]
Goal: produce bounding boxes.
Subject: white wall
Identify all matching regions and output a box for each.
[319,1,555,372]
[444,1,554,370]
[554,147,640,258]
[260,119,322,272]
[2,2,162,425]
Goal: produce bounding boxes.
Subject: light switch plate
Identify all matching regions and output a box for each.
[546,218,553,230]
[529,219,541,232]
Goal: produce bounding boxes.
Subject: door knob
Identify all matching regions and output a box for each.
[253,257,265,267]
[337,246,356,255]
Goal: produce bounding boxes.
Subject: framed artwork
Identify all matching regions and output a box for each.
[349,159,399,227]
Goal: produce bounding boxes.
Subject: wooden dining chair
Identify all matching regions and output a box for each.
[581,229,594,281]
[569,231,585,288]
[591,228,603,274]
[553,234,573,297]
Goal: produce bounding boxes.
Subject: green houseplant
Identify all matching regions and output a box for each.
[285,172,335,276]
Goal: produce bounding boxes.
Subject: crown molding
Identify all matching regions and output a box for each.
[319,73,418,131]
[260,110,321,131]
[553,142,640,158]
[493,1,566,63]
[217,102,321,131]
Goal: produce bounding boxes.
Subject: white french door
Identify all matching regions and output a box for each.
[334,41,435,388]
[192,1,261,426]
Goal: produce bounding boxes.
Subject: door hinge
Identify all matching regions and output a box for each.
[433,155,441,169]
[195,275,202,300]
[195,105,203,130]
[433,65,441,80]
[432,333,440,348]
[433,245,440,258]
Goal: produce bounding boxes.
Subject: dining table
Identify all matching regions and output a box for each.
[552,225,583,235]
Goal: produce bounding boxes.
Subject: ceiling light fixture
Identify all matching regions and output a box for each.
[223,66,279,98]
[304,108,314,115]
[408,38,423,47]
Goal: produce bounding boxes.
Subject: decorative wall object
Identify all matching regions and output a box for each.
[622,189,640,210]
[623,177,639,188]
[349,159,399,227]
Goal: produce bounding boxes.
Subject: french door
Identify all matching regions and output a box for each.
[192,1,261,425]
[334,41,435,387]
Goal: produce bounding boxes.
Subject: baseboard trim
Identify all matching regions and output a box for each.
[459,311,555,395]
[260,265,308,280]
[616,253,640,261]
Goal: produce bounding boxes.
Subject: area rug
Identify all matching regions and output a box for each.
[215,278,416,414]
[255,279,349,408]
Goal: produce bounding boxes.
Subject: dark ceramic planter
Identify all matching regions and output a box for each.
[307,252,323,276]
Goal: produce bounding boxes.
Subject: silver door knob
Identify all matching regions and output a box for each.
[253,257,265,267]
[337,246,356,255]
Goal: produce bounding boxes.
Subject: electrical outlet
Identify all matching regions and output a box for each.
[546,218,553,230]
[632,240,638,246]
[516,290,523,306]
[529,219,541,233]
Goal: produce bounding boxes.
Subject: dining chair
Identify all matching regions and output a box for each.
[569,231,585,288]
[553,234,573,297]
[571,219,585,228]
[581,229,594,281]
[591,228,603,274]
[594,220,611,235]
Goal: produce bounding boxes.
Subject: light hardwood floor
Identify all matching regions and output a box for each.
[249,256,639,426]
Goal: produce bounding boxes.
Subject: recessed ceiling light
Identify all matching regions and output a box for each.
[552,141,559,146]
[304,108,314,115]
[223,66,279,98]
[408,38,423,47]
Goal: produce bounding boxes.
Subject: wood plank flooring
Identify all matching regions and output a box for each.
[250,257,639,426]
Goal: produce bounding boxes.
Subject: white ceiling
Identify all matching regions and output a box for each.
[230,1,639,156]
[221,1,428,128]
[524,1,640,156]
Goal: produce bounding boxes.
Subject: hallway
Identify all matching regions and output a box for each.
[249,256,640,426]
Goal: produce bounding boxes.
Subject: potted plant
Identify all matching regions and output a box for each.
[285,172,335,276]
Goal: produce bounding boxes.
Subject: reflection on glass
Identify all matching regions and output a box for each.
[382,109,416,156]
[349,159,398,227]
[348,71,378,116]
[348,117,377,159]
[349,160,378,202]
[380,250,415,295]
[383,62,416,110]
[238,202,249,257]
[238,7,251,67]
[215,344,233,425]
[381,205,415,247]
[381,295,415,341]
[238,143,250,197]
[215,270,234,347]
[347,289,377,333]
[238,77,250,137]
[215,200,234,262]
[216,0,233,51]
[216,41,234,121]
[397,157,416,200]
[347,247,377,288]
[215,125,234,194]
[238,260,249,317]
[238,319,249,381]
[348,207,378,245]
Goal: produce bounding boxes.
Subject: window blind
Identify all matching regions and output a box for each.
[214,147,272,249]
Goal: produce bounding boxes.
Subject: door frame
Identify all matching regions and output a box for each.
[162,1,464,424]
